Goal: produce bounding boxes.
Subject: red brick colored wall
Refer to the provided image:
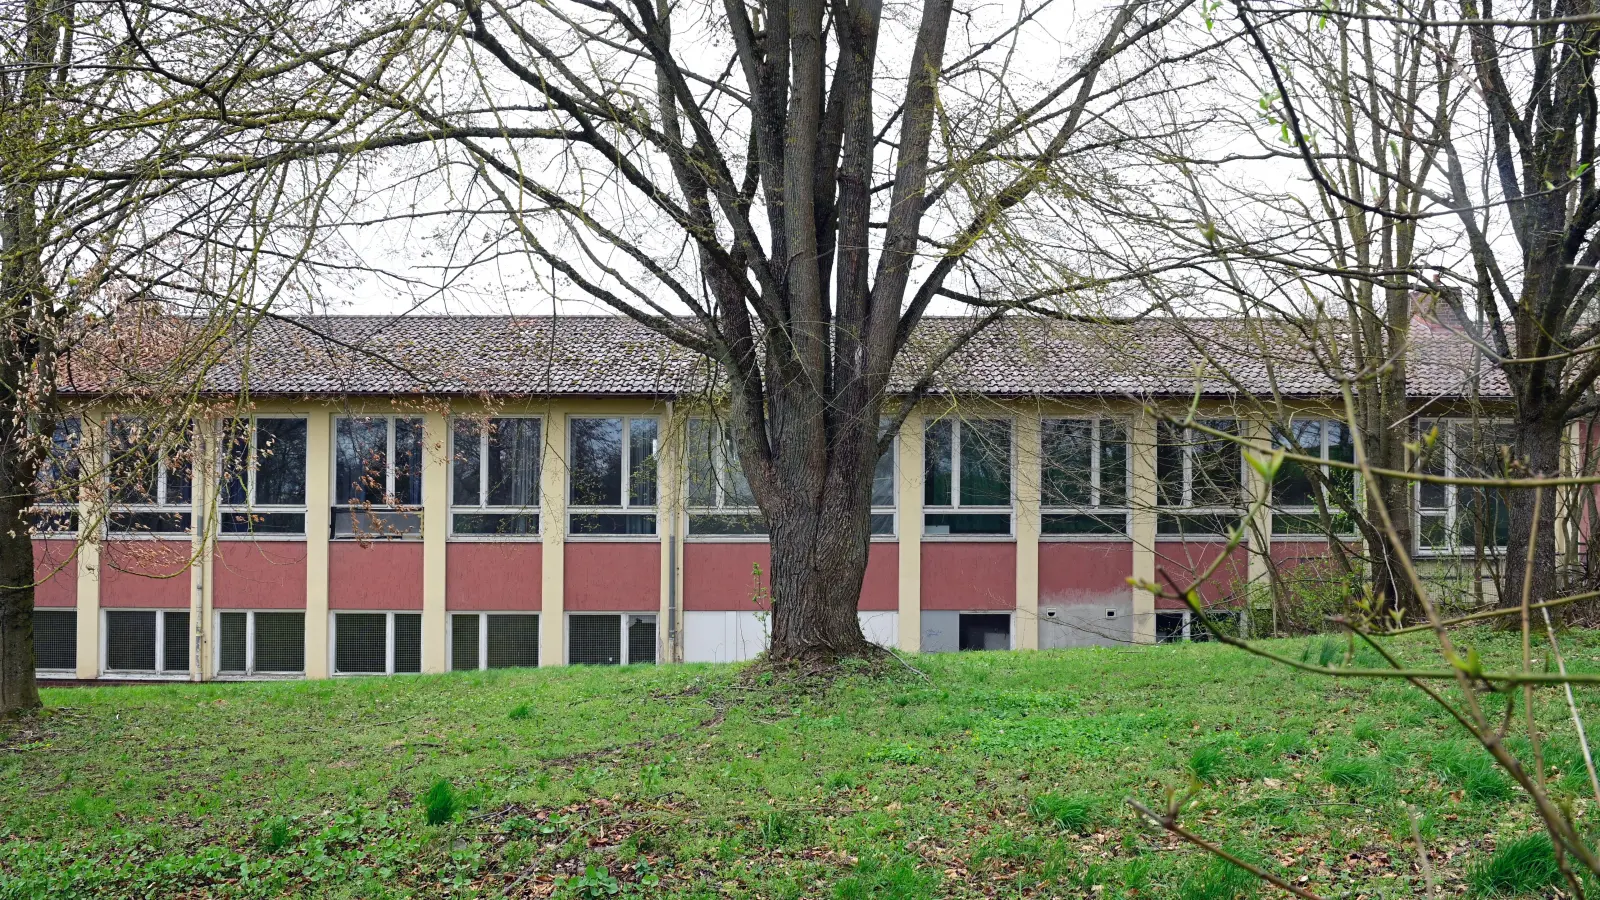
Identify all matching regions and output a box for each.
[446,542,541,610]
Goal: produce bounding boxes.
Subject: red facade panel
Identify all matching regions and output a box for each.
[861,544,899,611]
[1038,542,1133,605]
[683,542,899,611]
[32,540,76,607]
[447,542,541,610]
[565,542,660,610]
[920,542,1017,610]
[101,540,192,608]
[329,541,424,609]
[215,542,308,609]
[1152,542,1248,609]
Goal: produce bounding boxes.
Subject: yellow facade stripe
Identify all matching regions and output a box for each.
[303,409,332,679]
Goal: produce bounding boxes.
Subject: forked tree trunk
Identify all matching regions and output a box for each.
[1503,414,1564,609]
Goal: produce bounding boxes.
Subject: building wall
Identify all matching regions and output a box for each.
[32,540,76,608]
[215,542,308,609]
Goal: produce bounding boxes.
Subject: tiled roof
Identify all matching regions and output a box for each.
[60,312,1509,401]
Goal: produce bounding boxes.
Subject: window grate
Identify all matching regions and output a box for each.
[569,615,621,665]
[451,614,481,671]
[106,611,157,671]
[627,616,656,665]
[219,612,248,672]
[254,613,305,672]
[487,614,539,668]
[162,611,190,673]
[32,609,75,670]
[394,614,422,673]
[335,613,386,673]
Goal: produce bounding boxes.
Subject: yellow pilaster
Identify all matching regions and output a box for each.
[541,405,567,666]
[1244,417,1273,637]
[303,408,331,679]
[896,406,923,652]
[421,410,449,674]
[1014,407,1041,651]
[657,402,681,663]
[1130,407,1157,644]
[191,418,217,681]
[75,410,102,679]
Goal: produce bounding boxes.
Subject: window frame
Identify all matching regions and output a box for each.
[329,611,423,676]
[448,611,541,670]
[331,414,424,539]
[30,416,81,538]
[219,415,309,540]
[213,609,307,678]
[449,415,542,539]
[871,426,897,539]
[104,416,194,537]
[1155,419,1246,539]
[684,416,764,539]
[101,608,191,678]
[1415,417,1513,557]
[565,612,658,665]
[566,415,660,538]
[922,416,1015,538]
[1039,417,1130,539]
[1271,418,1359,538]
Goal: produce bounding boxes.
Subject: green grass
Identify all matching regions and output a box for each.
[4,630,1599,898]
[1468,833,1562,896]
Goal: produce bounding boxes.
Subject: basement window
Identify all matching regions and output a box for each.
[569,417,658,536]
[924,418,1013,536]
[106,417,193,535]
[449,613,540,670]
[333,416,423,538]
[1041,418,1129,536]
[32,609,76,672]
[217,611,305,675]
[451,417,540,537]
[104,610,190,674]
[333,612,422,675]
[220,417,308,536]
[568,613,656,665]
[1155,610,1240,643]
[29,417,80,536]
[957,613,1011,651]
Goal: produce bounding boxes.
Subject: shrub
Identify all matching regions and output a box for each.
[422,778,459,826]
[1468,833,1561,896]
[1029,793,1099,832]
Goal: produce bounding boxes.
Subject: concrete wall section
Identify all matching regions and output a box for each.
[214,542,308,609]
[1037,542,1135,648]
[446,543,541,610]
[565,543,661,611]
[32,540,76,607]
[920,542,1017,610]
[328,541,425,609]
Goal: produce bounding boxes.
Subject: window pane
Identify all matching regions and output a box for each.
[960,420,1011,507]
[335,613,387,673]
[1417,421,1447,509]
[627,615,656,664]
[629,418,659,507]
[570,614,622,665]
[487,614,539,668]
[872,436,895,508]
[108,419,159,505]
[686,418,717,507]
[1041,513,1125,535]
[221,419,251,506]
[1325,421,1356,502]
[35,417,81,501]
[453,420,482,507]
[336,418,388,506]
[452,512,538,535]
[162,611,190,673]
[106,610,156,671]
[870,513,896,535]
[256,419,307,506]
[1191,420,1240,507]
[924,512,1011,535]
[393,419,424,507]
[1156,422,1185,507]
[569,513,656,535]
[1273,420,1320,508]
[219,512,306,534]
[32,609,76,670]
[958,613,1010,651]
[254,612,305,672]
[219,612,248,673]
[165,435,193,506]
[1041,420,1093,507]
[688,513,767,535]
[394,614,422,673]
[1099,420,1128,507]
[570,418,623,506]
[924,420,953,506]
[451,614,480,671]
[488,418,541,507]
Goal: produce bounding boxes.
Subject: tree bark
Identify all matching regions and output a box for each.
[1503,414,1564,609]
[0,481,40,716]
[765,493,878,661]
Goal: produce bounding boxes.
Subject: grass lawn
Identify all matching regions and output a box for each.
[5,631,1600,899]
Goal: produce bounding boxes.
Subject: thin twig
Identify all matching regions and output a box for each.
[1128,799,1327,900]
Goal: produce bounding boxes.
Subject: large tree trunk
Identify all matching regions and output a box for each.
[0,479,40,716]
[765,496,878,660]
[1503,413,1564,609]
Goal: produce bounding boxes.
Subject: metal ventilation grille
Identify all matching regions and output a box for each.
[393,614,422,673]
[335,614,386,673]
[626,616,656,665]
[162,611,190,673]
[487,614,538,668]
[254,613,305,672]
[569,614,621,665]
[451,614,480,671]
[105,611,157,671]
[32,609,75,670]
[219,613,248,672]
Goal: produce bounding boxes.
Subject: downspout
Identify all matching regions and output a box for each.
[665,400,679,662]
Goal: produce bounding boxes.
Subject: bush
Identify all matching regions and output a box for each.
[422,779,459,826]
[1029,793,1099,832]
[1468,833,1561,896]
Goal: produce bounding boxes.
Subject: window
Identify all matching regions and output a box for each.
[686,418,763,535]
[1272,420,1356,535]
[30,417,80,535]
[568,613,656,665]
[569,417,658,535]
[32,609,76,671]
[1417,419,1513,554]
[334,416,423,537]
[1156,420,1243,536]
[1156,610,1239,643]
[924,418,1012,535]
[872,426,897,536]
[220,417,308,536]
[107,417,192,535]
[1041,418,1129,535]
[333,612,422,675]
[104,610,189,674]
[450,613,540,669]
[452,417,541,536]
[958,613,1011,650]
[216,611,305,675]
